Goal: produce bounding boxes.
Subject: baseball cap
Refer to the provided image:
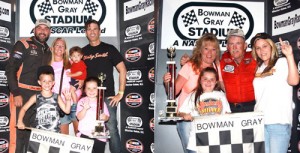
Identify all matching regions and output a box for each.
[37,65,54,78]
[35,19,51,28]
[250,33,272,47]
[226,29,245,40]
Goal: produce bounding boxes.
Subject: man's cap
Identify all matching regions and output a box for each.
[250,33,272,47]
[37,65,54,78]
[226,29,245,40]
[35,19,51,28]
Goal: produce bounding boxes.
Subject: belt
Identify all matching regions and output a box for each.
[229,100,255,108]
[18,83,41,91]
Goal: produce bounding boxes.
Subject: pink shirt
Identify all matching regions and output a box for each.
[76,97,110,142]
[51,61,72,103]
[177,62,199,109]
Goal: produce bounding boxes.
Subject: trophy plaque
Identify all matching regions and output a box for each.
[91,73,110,138]
[159,47,182,122]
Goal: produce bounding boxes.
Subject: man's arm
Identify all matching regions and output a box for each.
[107,61,127,107]
[6,41,26,107]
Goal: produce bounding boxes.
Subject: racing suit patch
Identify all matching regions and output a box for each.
[223,65,234,73]
[13,51,22,59]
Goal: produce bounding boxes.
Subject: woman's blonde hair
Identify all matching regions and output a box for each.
[190,33,220,73]
[50,37,71,69]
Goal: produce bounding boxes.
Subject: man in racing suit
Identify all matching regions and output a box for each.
[220,29,256,112]
[5,19,52,153]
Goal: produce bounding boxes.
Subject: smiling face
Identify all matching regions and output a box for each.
[85,81,98,98]
[201,41,218,65]
[34,24,51,43]
[38,74,55,91]
[227,36,247,63]
[85,23,100,43]
[200,71,217,93]
[53,39,66,58]
[254,39,272,65]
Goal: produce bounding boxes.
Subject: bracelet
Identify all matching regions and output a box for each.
[118,91,124,95]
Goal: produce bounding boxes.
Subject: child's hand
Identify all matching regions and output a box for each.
[62,89,72,102]
[100,113,109,121]
[82,99,91,110]
[17,121,25,130]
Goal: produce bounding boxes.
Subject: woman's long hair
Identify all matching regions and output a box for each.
[252,38,278,75]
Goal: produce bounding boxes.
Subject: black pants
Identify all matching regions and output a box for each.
[15,88,38,153]
[80,134,106,153]
[229,100,255,113]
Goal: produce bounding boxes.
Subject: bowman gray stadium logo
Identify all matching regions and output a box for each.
[273,0,289,6]
[125,24,141,37]
[30,0,106,34]
[0,116,9,127]
[126,70,142,81]
[0,26,9,37]
[126,116,143,127]
[173,2,254,41]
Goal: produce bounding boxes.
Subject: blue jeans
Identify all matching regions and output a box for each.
[60,104,78,124]
[264,124,291,153]
[105,97,121,153]
[177,121,196,153]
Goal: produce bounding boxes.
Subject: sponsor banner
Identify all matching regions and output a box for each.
[193,112,264,153]
[272,8,300,36]
[160,0,264,50]
[126,66,155,88]
[0,115,9,133]
[19,0,117,37]
[123,0,154,21]
[123,43,155,69]
[0,137,9,153]
[0,1,14,152]
[0,25,11,44]
[28,128,94,153]
[271,0,294,14]
[120,0,154,152]
[0,70,7,87]
[0,1,11,22]
[125,139,144,153]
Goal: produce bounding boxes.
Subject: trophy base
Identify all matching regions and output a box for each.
[158,116,183,122]
[90,120,110,139]
[89,132,111,139]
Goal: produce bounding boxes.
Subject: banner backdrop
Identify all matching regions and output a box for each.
[18,0,117,37]
[120,0,155,152]
[266,0,300,152]
[159,0,265,51]
[0,0,15,153]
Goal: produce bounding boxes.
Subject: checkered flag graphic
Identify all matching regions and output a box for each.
[228,11,246,29]
[82,0,99,15]
[181,10,199,27]
[37,0,53,16]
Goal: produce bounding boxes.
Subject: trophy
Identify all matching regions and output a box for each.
[91,73,110,138]
[159,47,182,121]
